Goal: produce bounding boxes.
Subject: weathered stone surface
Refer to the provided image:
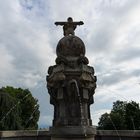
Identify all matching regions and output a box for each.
[50,126,96,137]
[55,17,84,36]
[56,35,85,57]
[0,130,140,140]
[51,137,95,140]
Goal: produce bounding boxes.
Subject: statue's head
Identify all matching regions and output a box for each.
[67,17,73,22]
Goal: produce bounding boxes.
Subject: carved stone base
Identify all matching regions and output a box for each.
[50,126,96,140]
[51,137,95,140]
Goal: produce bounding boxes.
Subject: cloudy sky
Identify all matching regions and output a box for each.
[0,0,140,128]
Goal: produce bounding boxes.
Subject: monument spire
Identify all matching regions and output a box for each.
[55,17,84,36]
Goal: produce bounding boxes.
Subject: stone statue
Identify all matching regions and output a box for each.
[55,17,84,36]
[47,17,97,140]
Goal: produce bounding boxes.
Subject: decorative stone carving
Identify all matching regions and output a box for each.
[55,17,84,36]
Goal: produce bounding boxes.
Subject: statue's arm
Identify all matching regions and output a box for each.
[55,22,66,26]
[73,21,84,25]
[79,21,84,25]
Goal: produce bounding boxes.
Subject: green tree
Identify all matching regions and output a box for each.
[125,101,140,130]
[0,86,40,130]
[0,92,22,130]
[98,100,140,130]
[98,113,112,130]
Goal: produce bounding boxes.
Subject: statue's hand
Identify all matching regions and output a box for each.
[79,21,84,25]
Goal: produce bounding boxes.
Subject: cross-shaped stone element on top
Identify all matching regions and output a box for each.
[55,17,84,36]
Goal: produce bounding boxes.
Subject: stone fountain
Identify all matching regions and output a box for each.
[46,17,97,140]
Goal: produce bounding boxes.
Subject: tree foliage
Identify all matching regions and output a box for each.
[0,86,40,130]
[98,100,140,130]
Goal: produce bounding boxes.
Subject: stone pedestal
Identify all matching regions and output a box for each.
[50,126,96,140]
[51,137,95,140]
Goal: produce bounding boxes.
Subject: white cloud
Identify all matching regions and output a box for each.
[0,46,16,80]
[38,115,52,128]
[0,0,140,127]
